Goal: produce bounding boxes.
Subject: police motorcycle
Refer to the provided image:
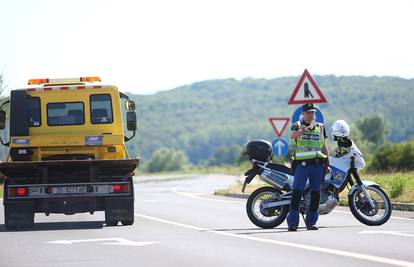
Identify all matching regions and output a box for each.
[243,120,392,229]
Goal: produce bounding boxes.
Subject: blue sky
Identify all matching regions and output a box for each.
[0,0,413,94]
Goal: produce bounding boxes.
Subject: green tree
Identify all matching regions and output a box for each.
[368,140,414,171]
[145,148,189,172]
[350,126,375,155]
[0,74,3,93]
[356,115,390,146]
[0,72,6,95]
[208,145,243,166]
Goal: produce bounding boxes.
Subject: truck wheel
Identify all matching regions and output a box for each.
[121,219,134,226]
[105,220,118,227]
[5,203,34,229]
[105,210,118,226]
[121,204,134,226]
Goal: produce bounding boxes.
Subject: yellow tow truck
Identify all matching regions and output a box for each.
[0,77,139,229]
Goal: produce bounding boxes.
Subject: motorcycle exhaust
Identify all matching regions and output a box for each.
[261,200,291,209]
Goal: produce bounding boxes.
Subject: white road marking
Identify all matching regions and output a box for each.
[332,210,414,221]
[144,200,158,203]
[48,237,157,247]
[171,187,243,204]
[135,213,414,267]
[388,216,414,221]
[332,210,350,214]
[359,230,414,238]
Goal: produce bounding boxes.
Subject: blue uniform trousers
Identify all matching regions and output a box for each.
[287,163,324,228]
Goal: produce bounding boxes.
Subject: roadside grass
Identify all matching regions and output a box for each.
[215,180,267,196]
[0,184,3,198]
[215,171,414,204]
[360,172,414,203]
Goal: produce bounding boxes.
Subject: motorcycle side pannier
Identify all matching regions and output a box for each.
[245,140,273,162]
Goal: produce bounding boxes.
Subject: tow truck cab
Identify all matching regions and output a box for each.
[0,77,140,229]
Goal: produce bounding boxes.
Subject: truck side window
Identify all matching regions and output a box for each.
[28,97,41,127]
[90,94,113,124]
[47,102,85,126]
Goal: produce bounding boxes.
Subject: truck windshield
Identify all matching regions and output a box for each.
[90,94,113,124]
[47,102,85,126]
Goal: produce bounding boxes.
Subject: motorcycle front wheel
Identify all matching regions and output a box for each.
[348,185,392,226]
[246,187,288,229]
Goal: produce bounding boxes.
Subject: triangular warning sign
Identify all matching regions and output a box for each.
[288,69,327,105]
[269,117,290,137]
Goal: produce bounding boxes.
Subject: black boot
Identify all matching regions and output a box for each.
[288,226,297,231]
[305,191,320,231]
[306,225,319,230]
[287,190,302,232]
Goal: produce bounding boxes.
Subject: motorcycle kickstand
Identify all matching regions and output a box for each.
[300,213,309,229]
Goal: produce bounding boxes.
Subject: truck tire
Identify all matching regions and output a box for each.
[105,219,119,227]
[121,203,134,226]
[4,203,34,229]
[104,209,119,226]
[121,218,134,226]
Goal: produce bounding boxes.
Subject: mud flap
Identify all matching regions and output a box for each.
[104,198,134,226]
[5,201,34,229]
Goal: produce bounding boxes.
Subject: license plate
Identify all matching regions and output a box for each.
[29,187,44,196]
[53,186,87,194]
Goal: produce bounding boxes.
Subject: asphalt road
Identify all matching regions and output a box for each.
[1,174,414,267]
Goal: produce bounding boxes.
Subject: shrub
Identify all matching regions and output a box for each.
[389,175,408,198]
[368,140,414,171]
[146,148,189,173]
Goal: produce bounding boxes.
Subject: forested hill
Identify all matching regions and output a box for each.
[127,75,414,164]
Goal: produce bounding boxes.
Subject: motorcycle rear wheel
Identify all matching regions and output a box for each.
[246,187,288,229]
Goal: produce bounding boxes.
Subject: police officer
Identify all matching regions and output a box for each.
[287,103,329,231]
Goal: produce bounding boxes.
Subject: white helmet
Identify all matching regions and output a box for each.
[331,120,350,139]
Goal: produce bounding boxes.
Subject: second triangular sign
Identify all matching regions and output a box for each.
[288,69,328,105]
